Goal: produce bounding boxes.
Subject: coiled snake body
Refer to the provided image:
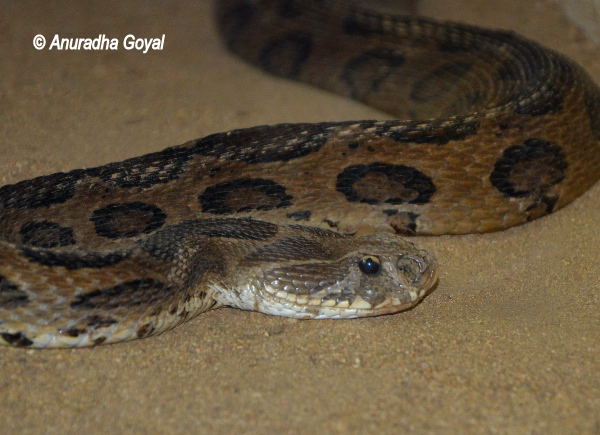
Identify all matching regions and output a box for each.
[1,0,599,347]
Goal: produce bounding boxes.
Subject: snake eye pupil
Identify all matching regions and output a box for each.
[358,256,381,275]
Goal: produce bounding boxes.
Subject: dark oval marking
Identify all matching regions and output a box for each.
[341,49,405,101]
[490,138,567,198]
[91,202,167,239]
[200,178,292,214]
[336,162,436,205]
[1,332,33,347]
[20,221,75,248]
[59,328,84,338]
[0,275,29,309]
[259,31,312,78]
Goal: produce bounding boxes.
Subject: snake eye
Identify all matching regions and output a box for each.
[358,255,381,276]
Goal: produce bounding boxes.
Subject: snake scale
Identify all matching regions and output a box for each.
[1,0,599,348]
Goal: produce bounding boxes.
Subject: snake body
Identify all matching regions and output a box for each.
[1,0,599,347]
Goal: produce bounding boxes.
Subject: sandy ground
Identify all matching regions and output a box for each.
[1,1,599,433]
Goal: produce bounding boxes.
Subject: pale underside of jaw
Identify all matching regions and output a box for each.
[258,286,428,319]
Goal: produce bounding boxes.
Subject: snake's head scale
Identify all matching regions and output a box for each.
[223,231,438,319]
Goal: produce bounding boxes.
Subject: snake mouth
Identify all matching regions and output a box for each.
[262,290,426,318]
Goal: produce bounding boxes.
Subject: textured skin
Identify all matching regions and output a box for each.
[0,0,599,347]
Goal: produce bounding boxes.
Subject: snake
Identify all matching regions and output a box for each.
[1,0,599,348]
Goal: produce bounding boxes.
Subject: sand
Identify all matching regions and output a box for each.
[1,1,599,433]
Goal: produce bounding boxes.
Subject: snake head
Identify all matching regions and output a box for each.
[222,229,438,318]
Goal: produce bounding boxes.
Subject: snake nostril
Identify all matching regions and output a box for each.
[396,255,426,284]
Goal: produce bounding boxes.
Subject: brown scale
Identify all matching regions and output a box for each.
[0,0,598,347]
